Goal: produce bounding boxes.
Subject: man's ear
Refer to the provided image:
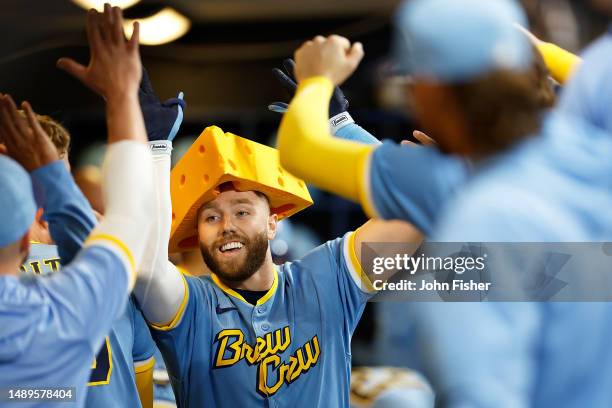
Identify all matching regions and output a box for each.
[0,144,7,155]
[267,213,278,240]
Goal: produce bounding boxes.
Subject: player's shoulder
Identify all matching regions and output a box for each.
[278,233,351,285]
[374,141,468,175]
[283,234,348,269]
[182,273,226,303]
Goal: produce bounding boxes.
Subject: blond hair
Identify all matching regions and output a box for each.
[18,111,71,157]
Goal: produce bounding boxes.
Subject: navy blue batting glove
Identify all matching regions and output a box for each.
[269,59,349,117]
[139,68,185,142]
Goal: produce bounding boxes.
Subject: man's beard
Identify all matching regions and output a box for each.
[200,230,269,285]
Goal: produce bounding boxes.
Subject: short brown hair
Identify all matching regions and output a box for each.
[448,45,555,157]
[38,115,70,157]
[18,111,71,157]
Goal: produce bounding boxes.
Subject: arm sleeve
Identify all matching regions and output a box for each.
[87,140,154,288]
[365,143,470,235]
[133,141,187,326]
[30,161,96,264]
[277,76,375,204]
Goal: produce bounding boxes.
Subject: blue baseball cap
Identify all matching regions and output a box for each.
[392,0,532,82]
[0,156,36,247]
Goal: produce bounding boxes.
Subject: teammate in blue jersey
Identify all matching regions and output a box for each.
[275,0,612,406]
[17,62,185,407]
[0,5,155,407]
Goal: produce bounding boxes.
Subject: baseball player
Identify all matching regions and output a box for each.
[128,112,421,406]
[275,0,612,406]
[14,65,185,406]
[0,4,155,407]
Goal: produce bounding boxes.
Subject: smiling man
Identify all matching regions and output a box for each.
[130,126,420,407]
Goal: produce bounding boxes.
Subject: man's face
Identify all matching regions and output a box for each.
[197,189,277,284]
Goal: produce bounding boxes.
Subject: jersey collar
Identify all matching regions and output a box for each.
[211,267,278,307]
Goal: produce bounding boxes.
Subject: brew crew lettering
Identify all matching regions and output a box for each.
[213,326,321,396]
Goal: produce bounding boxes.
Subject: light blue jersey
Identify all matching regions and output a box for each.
[365,142,470,235]
[0,245,130,408]
[351,112,612,406]
[559,31,612,133]
[3,161,154,407]
[417,113,612,407]
[22,243,156,407]
[152,232,373,407]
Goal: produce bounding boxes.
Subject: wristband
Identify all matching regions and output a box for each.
[329,112,355,134]
[149,140,173,156]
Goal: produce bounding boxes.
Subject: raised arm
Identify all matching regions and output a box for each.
[20,4,155,346]
[277,36,375,204]
[132,71,187,327]
[271,58,381,145]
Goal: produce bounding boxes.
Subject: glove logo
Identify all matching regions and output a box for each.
[332,114,349,127]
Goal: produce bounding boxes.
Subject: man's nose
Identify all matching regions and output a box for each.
[221,216,236,235]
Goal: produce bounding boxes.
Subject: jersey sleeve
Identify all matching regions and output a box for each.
[36,243,132,352]
[363,142,469,235]
[334,122,382,145]
[299,232,375,335]
[30,161,96,265]
[148,274,200,389]
[131,298,157,368]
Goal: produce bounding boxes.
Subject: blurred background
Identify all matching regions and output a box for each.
[0,0,609,365]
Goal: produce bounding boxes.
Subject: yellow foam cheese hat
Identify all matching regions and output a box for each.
[169,126,313,253]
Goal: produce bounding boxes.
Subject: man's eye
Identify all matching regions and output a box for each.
[206,215,219,223]
[237,211,249,217]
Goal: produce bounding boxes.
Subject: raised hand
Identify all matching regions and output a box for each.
[57,3,146,145]
[0,94,59,172]
[294,35,364,86]
[57,4,141,103]
[139,68,185,142]
[402,130,438,147]
[270,58,349,117]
